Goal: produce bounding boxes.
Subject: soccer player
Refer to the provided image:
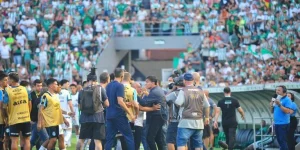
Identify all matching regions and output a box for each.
[2,72,32,150]
[38,78,69,150]
[58,79,74,147]
[0,73,8,150]
[70,84,80,141]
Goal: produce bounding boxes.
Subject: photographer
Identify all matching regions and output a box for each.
[167,70,182,91]
[165,76,184,150]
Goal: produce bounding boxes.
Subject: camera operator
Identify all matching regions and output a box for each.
[165,76,184,150]
[167,70,182,91]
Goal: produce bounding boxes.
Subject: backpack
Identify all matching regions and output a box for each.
[79,85,104,115]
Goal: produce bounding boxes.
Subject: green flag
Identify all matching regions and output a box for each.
[261,48,274,60]
[248,45,259,58]
[173,57,179,69]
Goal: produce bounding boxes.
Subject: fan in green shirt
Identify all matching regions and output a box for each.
[6,34,15,47]
[117,3,128,17]
[42,19,53,32]
[226,16,236,34]
[122,22,132,31]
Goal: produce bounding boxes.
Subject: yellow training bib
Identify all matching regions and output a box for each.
[124,84,136,121]
[40,92,63,127]
[6,86,31,125]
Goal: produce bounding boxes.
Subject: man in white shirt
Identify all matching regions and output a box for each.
[70,29,82,49]
[70,84,80,142]
[58,80,75,148]
[37,28,48,46]
[0,41,11,71]
[137,7,148,21]
[18,16,28,33]
[27,15,37,27]
[94,16,104,34]
[15,30,27,48]
[239,0,249,11]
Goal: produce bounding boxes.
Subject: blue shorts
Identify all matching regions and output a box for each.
[177,127,203,148]
[166,122,179,144]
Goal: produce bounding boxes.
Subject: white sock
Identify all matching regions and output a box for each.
[76,135,79,141]
[39,146,46,150]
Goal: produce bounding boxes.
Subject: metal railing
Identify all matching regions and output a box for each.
[252,116,300,149]
[112,25,205,37]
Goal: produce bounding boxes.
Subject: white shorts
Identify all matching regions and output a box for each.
[73,110,80,126]
[61,117,73,130]
[210,51,216,57]
[59,124,64,135]
[72,117,80,126]
[122,30,130,35]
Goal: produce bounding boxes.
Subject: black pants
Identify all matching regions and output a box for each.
[222,125,236,150]
[287,116,298,150]
[147,115,166,150]
[134,126,143,150]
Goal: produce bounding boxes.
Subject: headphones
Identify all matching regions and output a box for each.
[277,85,287,93]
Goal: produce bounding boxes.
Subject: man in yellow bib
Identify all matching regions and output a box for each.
[38,78,69,150]
[2,72,32,150]
[123,72,139,122]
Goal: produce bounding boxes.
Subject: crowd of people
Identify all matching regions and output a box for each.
[174,0,300,87]
[0,67,297,150]
[0,67,219,150]
[0,0,299,87]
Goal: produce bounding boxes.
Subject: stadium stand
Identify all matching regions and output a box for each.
[0,0,299,86]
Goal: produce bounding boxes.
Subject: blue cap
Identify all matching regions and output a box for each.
[184,73,194,81]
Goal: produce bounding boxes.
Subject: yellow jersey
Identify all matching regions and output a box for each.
[124,84,137,121]
[40,92,64,127]
[5,86,31,125]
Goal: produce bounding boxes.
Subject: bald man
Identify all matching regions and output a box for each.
[203,90,219,150]
[132,82,160,150]
[192,72,202,89]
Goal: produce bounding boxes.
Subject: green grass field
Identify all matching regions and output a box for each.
[65,134,223,150]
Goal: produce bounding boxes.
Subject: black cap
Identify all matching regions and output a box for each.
[87,67,97,81]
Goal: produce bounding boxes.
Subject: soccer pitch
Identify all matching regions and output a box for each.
[66,134,224,150]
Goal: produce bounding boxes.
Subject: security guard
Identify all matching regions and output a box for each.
[2,72,32,150]
[38,78,69,150]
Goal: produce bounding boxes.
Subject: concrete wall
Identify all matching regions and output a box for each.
[96,40,129,74]
[114,36,201,50]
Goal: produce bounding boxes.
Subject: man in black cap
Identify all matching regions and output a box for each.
[76,68,109,150]
[175,73,210,150]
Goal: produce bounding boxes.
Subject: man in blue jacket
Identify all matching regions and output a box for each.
[139,76,167,150]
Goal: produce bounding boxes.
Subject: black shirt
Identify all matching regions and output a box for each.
[217,97,240,127]
[30,91,41,122]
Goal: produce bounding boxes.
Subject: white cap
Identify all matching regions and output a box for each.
[74,47,78,52]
